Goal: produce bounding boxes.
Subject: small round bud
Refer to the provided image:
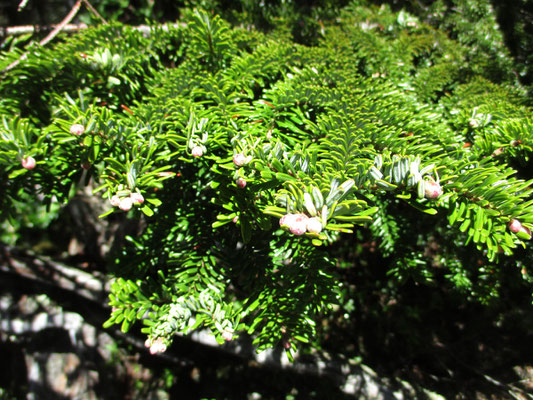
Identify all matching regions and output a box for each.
[221,330,233,341]
[232,216,239,223]
[424,181,442,199]
[508,219,522,233]
[469,119,479,128]
[148,337,167,354]
[70,124,85,136]
[21,156,36,170]
[110,195,121,207]
[191,146,204,157]
[280,213,296,228]
[236,177,247,188]
[306,217,323,234]
[130,192,144,204]
[119,197,133,211]
[289,214,309,236]
[233,153,247,167]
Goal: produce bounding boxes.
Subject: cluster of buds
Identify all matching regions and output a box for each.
[233,153,252,167]
[424,180,443,200]
[110,191,144,211]
[508,219,531,238]
[21,156,36,170]
[279,213,323,235]
[144,337,167,355]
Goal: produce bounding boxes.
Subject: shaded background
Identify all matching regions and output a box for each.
[1,1,533,399]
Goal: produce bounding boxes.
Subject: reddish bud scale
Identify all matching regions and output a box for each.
[236,178,247,188]
[120,104,134,115]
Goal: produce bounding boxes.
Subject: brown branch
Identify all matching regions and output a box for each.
[2,0,83,74]
[1,22,184,39]
[82,0,108,25]
[0,23,88,37]
[0,18,186,75]
[39,0,83,47]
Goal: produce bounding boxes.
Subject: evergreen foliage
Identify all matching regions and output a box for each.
[1,0,532,370]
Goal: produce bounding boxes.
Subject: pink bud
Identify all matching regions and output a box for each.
[221,330,233,341]
[236,178,247,188]
[119,197,133,211]
[233,153,247,167]
[110,195,121,207]
[306,217,323,234]
[469,119,479,128]
[232,216,239,223]
[191,146,204,157]
[130,192,144,204]
[148,337,167,354]
[21,156,36,170]
[508,219,522,233]
[279,214,296,228]
[70,124,85,136]
[289,214,309,236]
[424,181,442,199]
